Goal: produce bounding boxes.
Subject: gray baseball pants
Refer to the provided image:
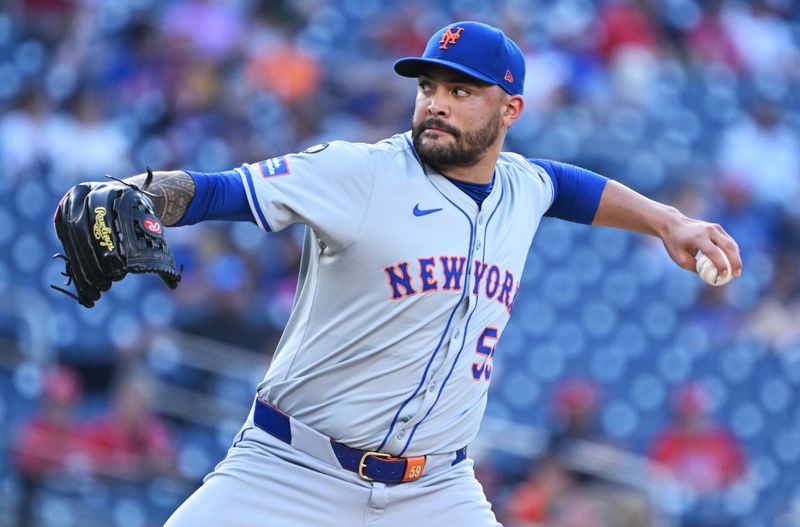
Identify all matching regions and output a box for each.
[164,407,501,527]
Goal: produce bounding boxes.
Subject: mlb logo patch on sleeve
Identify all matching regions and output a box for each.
[258,156,291,178]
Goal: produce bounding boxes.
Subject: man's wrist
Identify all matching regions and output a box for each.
[122,170,196,226]
[652,204,685,240]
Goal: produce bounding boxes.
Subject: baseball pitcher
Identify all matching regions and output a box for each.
[52,21,742,526]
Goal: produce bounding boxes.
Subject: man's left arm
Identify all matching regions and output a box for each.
[592,180,742,278]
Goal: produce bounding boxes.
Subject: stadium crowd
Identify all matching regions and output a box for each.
[1,0,799,525]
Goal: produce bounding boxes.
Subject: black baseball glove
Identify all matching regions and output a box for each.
[51,171,182,308]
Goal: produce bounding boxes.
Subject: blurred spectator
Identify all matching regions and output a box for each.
[595,0,662,105]
[521,2,604,113]
[366,2,431,56]
[160,0,245,61]
[716,99,800,213]
[81,371,176,481]
[595,0,661,62]
[0,91,53,178]
[745,249,800,349]
[721,0,798,75]
[1,88,131,182]
[63,90,132,178]
[649,382,746,494]
[13,365,86,527]
[110,21,171,103]
[505,379,654,527]
[171,59,225,120]
[17,0,78,45]
[549,378,605,449]
[685,0,742,70]
[506,453,607,527]
[247,38,323,107]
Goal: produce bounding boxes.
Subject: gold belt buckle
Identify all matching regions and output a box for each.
[358,451,392,481]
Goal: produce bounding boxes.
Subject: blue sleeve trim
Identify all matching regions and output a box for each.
[530,159,608,225]
[239,165,272,232]
[173,169,254,226]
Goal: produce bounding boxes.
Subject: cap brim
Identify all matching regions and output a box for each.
[393,58,496,86]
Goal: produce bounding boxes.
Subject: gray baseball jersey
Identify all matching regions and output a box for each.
[236,131,554,457]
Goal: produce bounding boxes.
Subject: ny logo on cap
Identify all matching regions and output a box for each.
[439,26,464,50]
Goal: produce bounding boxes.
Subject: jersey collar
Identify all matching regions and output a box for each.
[403,131,504,213]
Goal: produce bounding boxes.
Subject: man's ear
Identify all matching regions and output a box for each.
[502,94,524,127]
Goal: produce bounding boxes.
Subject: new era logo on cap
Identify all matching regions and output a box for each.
[393,21,526,96]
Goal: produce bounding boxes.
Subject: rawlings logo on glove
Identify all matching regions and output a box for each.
[93,207,115,251]
[51,169,182,308]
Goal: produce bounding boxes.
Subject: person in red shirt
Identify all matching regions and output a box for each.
[81,371,176,481]
[595,0,661,62]
[14,365,86,527]
[685,0,742,70]
[649,382,746,494]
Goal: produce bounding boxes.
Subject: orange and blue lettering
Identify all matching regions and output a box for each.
[485,265,500,299]
[472,260,487,295]
[384,262,416,300]
[382,256,517,305]
[496,271,514,306]
[440,256,466,290]
[418,257,439,292]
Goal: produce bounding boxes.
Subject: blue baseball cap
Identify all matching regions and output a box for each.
[394,21,525,96]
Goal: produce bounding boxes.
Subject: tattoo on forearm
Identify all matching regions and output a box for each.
[125,171,196,226]
[149,172,196,226]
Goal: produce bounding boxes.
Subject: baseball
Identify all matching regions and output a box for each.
[696,251,732,286]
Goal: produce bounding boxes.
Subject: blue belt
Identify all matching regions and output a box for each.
[253,398,467,483]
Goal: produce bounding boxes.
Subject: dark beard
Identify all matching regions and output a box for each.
[411,114,501,169]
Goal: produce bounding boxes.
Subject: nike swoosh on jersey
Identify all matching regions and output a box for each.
[413,204,443,217]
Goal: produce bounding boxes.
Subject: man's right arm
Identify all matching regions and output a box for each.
[592,180,742,277]
[123,170,196,227]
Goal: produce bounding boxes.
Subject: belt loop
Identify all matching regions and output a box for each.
[452,447,467,466]
[254,398,292,444]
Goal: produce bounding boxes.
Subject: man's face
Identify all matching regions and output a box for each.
[411,65,507,170]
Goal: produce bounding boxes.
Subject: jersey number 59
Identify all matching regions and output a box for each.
[472,327,498,381]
